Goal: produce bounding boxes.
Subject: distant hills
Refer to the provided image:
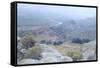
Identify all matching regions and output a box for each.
[50,17,96,41]
[17,17,96,42]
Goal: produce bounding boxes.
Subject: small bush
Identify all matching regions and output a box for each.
[46,41,52,45]
[24,45,43,60]
[82,39,90,43]
[72,38,82,44]
[40,40,46,44]
[21,32,36,49]
[53,41,63,45]
[67,51,82,61]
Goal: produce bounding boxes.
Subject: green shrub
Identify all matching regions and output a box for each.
[21,32,36,49]
[72,38,90,44]
[67,51,82,61]
[24,45,43,60]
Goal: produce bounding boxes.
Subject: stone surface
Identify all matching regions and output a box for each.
[18,59,40,64]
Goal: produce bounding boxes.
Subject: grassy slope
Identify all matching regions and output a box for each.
[49,41,96,60]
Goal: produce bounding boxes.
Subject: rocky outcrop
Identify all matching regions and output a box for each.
[18,59,40,64]
[81,40,96,61]
[40,44,73,63]
[17,44,73,64]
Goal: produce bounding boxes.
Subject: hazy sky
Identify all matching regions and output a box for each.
[17,3,96,23]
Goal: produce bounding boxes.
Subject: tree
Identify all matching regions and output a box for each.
[72,38,90,44]
[53,41,63,45]
[40,40,46,44]
[82,39,90,43]
[72,38,82,44]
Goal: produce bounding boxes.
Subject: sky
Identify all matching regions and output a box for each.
[17,3,96,25]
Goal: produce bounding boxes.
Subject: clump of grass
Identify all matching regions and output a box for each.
[21,32,36,49]
[67,50,82,61]
[24,45,43,60]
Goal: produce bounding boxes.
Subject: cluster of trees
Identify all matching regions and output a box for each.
[72,38,90,44]
[40,40,63,45]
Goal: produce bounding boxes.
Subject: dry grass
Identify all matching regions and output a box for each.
[23,45,43,59]
[50,42,82,56]
[50,40,96,61]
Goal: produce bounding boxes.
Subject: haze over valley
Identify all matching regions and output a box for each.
[17,3,97,64]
